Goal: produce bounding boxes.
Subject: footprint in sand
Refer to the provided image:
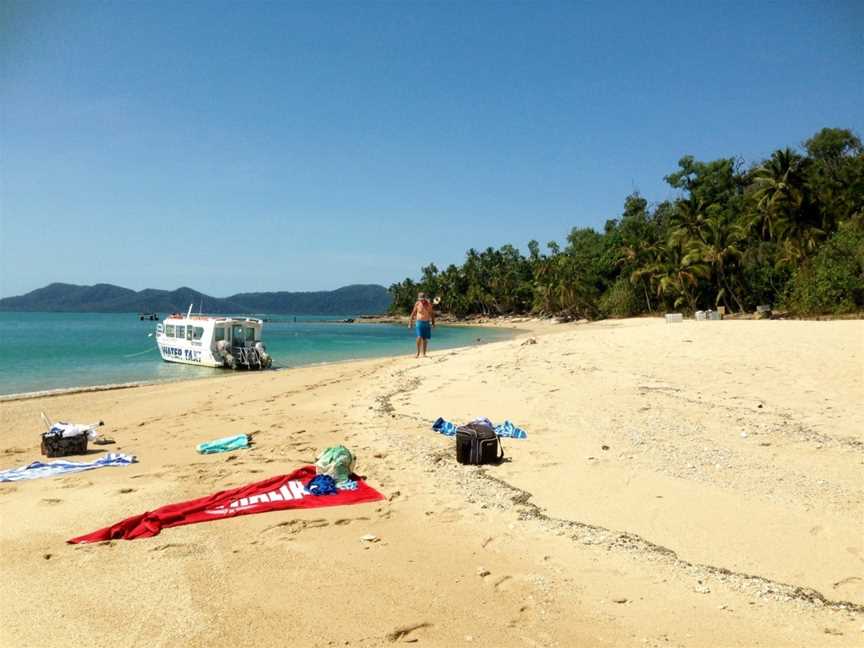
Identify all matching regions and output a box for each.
[435,508,462,524]
[41,498,63,505]
[333,517,371,526]
[118,488,135,494]
[493,575,513,590]
[60,480,93,489]
[262,518,330,536]
[386,622,431,642]
[150,543,201,556]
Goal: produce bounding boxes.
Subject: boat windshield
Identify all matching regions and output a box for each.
[231,324,245,345]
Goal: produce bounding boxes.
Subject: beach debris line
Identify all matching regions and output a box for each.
[68,465,385,543]
[0,453,137,483]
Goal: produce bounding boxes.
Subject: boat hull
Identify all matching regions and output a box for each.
[160,356,224,368]
[156,342,223,367]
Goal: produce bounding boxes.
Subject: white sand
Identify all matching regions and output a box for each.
[1,317,862,647]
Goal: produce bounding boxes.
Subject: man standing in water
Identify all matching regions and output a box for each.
[409,292,435,358]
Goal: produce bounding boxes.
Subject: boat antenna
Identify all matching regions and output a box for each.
[186,303,193,319]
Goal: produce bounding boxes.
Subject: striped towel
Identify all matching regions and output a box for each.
[494,420,528,439]
[0,453,137,483]
[432,417,459,436]
[432,417,528,439]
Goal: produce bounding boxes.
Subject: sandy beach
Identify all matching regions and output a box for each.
[1,317,862,647]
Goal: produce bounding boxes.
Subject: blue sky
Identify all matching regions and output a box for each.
[1,1,862,297]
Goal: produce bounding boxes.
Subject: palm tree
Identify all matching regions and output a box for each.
[682,213,746,311]
[751,148,808,240]
[656,242,707,311]
[668,198,709,246]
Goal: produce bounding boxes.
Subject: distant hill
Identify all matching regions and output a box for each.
[0,283,392,315]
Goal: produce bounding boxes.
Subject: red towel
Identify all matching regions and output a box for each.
[68,466,384,543]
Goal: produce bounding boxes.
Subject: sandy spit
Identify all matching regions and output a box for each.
[1,317,862,647]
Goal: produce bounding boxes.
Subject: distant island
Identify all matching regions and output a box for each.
[0,283,393,315]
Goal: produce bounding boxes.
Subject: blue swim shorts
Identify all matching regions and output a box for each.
[415,320,432,340]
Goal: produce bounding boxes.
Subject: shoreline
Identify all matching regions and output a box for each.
[0,321,528,403]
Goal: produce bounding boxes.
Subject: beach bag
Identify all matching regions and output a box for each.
[455,421,503,465]
[41,433,88,458]
[39,412,99,458]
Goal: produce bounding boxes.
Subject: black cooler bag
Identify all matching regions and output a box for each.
[455,421,503,465]
[41,434,88,457]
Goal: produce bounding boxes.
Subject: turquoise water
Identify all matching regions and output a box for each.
[0,312,511,396]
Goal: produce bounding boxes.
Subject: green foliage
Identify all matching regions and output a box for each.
[389,127,863,319]
[599,277,643,318]
[785,219,864,314]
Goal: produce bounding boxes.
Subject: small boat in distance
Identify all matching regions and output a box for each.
[155,305,272,370]
[139,312,159,321]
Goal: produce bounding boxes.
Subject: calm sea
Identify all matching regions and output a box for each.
[0,312,511,396]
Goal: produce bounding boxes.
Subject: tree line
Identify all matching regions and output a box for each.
[389,127,864,318]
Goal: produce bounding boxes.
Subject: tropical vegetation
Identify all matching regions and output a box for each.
[389,128,864,318]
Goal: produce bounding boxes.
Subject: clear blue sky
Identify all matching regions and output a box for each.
[1,1,861,297]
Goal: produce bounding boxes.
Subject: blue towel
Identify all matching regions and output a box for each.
[432,417,527,439]
[305,474,338,495]
[494,420,528,439]
[196,434,250,454]
[432,417,459,437]
[0,453,137,483]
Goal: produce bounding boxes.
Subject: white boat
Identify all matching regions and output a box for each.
[155,306,272,370]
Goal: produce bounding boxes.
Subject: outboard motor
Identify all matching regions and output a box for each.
[255,342,272,368]
[216,340,235,368]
